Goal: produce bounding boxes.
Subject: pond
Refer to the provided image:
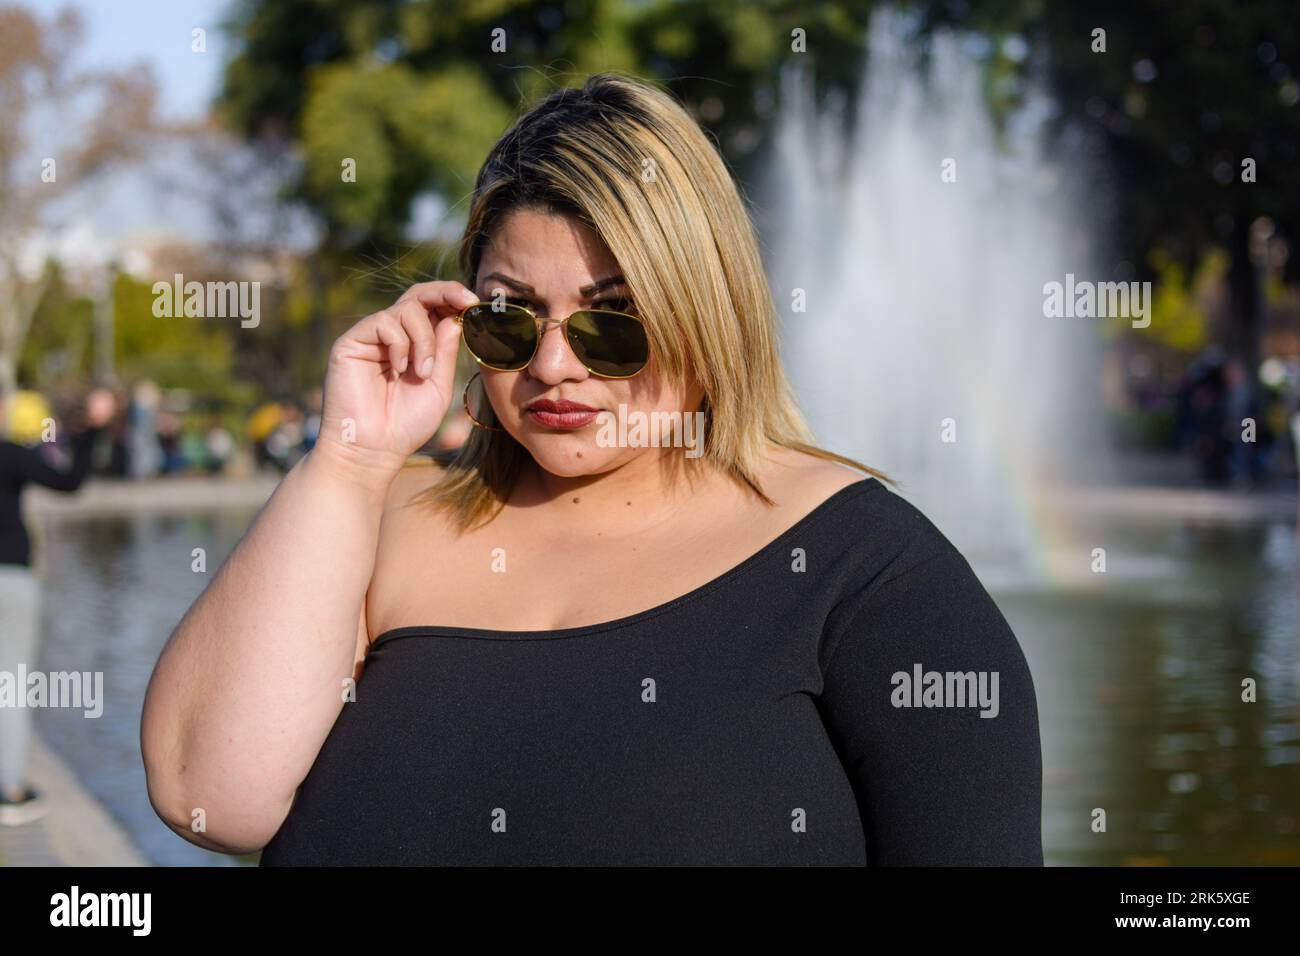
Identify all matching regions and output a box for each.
[30,503,1300,866]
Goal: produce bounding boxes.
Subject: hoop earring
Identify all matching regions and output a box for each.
[462,371,504,431]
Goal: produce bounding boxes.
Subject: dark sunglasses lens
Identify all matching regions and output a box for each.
[567,311,649,377]
[461,304,536,370]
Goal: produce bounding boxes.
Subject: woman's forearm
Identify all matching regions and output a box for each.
[140,442,396,853]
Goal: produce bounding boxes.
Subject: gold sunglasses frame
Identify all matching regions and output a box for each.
[454,302,650,380]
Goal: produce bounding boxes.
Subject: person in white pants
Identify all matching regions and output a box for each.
[0,388,114,825]
[0,566,41,822]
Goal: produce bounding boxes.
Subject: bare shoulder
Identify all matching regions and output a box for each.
[762,444,875,508]
[367,455,455,641]
[375,455,455,571]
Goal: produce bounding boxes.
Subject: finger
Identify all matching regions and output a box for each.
[397,280,479,317]
[371,311,410,374]
[335,340,389,364]
[429,312,462,392]
[393,299,438,379]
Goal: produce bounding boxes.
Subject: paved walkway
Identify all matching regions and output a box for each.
[0,731,148,867]
[25,473,281,517]
[1042,483,1298,523]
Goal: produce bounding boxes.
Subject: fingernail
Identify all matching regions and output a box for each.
[397,355,408,373]
[420,356,434,378]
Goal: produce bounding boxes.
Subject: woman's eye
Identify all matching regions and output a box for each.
[594,298,635,313]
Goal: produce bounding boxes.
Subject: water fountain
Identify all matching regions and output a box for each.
[765,8,1107,579]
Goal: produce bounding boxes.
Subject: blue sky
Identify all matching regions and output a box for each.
[19,1,296,254]
[19,1,451,253]
[32,0,233,121]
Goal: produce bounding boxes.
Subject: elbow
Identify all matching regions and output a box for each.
[141,763,215,850]
[142,758,290,856]
[140,717,292,855]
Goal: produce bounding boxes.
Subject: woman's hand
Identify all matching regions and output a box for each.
[314,281,477,479]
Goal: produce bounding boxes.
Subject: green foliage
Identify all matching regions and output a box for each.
[20,263,95,393]
[1104,247,1228,354]
[112,274,247,403]
[1035,1,1300,365]
[219,0,880,248]
[301,62,512,232]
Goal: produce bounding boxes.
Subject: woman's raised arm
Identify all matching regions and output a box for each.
[139,281,475,854]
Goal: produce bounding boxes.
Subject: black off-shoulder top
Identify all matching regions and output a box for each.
[259,477,1043,866]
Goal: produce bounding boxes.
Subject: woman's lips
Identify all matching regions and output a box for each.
[526,399,600,429]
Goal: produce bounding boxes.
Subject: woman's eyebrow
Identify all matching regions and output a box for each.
[579,275,626,296]
[479,271,627,297]
[481,272,533,294]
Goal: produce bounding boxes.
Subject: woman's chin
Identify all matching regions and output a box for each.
[521,436,627,478]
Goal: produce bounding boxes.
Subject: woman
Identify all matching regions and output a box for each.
[141,73,1042,865]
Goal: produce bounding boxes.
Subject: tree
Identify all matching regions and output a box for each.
[922,0,1300,371]
[0,3,158,402]
[1052,0,1300,373]
[215,0,879,253]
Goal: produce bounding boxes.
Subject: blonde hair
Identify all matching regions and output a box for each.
[414,72,887,530]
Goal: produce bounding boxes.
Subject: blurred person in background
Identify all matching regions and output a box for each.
[206,419,236,476]
[248,401,313,473]
[0,387,115,825]
[1178,347,1231,486]
[1222,357,1269,487]
[260,402,306,473]
[156,409,186,474]
[99,386,132,478]
[127,380,164,480]
[247,400,284,473]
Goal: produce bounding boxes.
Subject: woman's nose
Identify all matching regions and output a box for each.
[528,314,588,380]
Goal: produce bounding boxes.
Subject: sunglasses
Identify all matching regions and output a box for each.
[455,301,650,378]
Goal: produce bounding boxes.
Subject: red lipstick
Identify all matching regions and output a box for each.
[525,398,600,429]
